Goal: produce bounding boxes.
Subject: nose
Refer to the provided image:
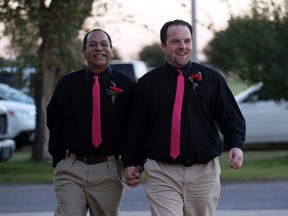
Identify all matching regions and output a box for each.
[178,41,186,48]
[95,43,103,50]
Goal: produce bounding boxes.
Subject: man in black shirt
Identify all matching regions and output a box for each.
[47,29,135,216]
[122,20,245,216]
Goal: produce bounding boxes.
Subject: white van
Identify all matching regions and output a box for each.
[110,60,148,81]
[0,103,15,161]
[0,83,36,149]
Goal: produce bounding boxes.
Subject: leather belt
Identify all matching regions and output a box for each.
[173,160,197,167]
[68,151,119,165]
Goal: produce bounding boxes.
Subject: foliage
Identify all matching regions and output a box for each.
[112,48,122,60]
[139,43,164,67]
[0,0,92,77]
[204,0,288,100]
[0,0,119,161]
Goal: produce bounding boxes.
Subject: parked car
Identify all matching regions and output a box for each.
[0,103,15,161]
[235,82,288,145]
[0,83,36,149]
[0,83,34,104]
[110,60,148,81]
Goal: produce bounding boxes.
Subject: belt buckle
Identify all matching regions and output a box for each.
[83,156,88,164]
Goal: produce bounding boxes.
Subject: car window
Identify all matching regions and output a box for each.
[0,84,34,104]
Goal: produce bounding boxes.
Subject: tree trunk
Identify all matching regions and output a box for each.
[29,0,94,161]
[31,47,55,161]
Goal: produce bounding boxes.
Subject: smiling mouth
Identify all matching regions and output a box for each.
[177,52,186,56]
[93,53,106,58]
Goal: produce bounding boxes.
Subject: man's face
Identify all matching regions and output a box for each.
[161,25,193,68]
[83,31,113,73]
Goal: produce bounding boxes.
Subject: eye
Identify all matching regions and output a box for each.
[89,43,97,47]
[171,40,179,44]
[101,43,109,47]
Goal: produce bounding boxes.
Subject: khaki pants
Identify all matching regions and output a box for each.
[144,158,221,216]
[53,156,125,216]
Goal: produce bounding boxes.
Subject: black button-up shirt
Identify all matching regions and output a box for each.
[47,66,136,167]
[122,61,245,167]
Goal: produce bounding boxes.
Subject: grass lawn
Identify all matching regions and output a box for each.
[0,146,54,184]
[1,146,288,184]
[219,149,288,182]
[227,79,248,95]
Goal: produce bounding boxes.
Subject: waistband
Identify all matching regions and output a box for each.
[173,160,198,167]
[67,151,119,165]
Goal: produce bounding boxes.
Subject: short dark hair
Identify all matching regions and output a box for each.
[82,29,113,51]
[160,19,193,45]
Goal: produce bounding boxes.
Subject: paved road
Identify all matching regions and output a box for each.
[1,210,288,216]
[1,181,288,215]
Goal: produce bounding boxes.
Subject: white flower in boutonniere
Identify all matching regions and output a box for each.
[106,81,124,104]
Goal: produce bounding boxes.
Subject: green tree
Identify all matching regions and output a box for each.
[139,43,164,67]
[0,0,95,161]
[0,0,126,161]
[204,0,288,99]
[112,48,122,60]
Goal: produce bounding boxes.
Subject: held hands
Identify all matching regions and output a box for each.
[124,165,143,188]
[228,147,244,169]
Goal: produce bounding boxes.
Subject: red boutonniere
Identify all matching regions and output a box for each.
[188,72,202,91]
[106,81,124,104]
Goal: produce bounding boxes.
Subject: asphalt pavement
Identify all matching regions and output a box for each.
[1,181,288,216]
[1,210,288,216]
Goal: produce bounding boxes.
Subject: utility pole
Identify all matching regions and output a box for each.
[191,0,197,62]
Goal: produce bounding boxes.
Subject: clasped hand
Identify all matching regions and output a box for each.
[124,165,143,188]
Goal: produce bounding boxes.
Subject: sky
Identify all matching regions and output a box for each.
[87,0,252,61]
[0,0,252,61]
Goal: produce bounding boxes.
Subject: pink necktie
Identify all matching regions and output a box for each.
[170,69,184,159]
[92,76,102,147]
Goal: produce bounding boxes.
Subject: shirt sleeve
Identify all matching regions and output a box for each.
[47,79,67,167]
[214,74,246,150]
[121,78,148,167]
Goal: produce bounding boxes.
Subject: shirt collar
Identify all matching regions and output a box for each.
[164,61,192,76]
[85,66,112,84]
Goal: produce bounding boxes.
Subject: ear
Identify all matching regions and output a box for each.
[160,43,165,52]
[82,50,87,60]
